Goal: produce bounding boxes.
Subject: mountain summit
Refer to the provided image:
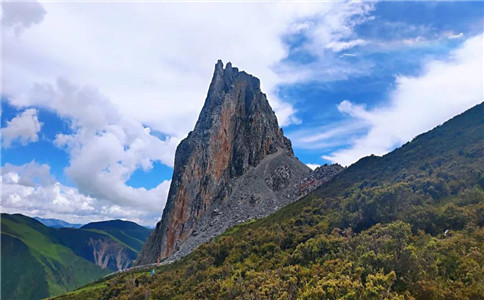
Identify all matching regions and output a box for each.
[135,61,311,265]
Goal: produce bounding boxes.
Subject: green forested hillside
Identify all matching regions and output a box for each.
[54,220,151,271]
[56,103,484,300]
[1,215,151,299]
[1,214,109,300]
[81,220,151,252]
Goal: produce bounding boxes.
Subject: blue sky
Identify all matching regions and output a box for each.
[282,1,484,166]
[1,1,483,225]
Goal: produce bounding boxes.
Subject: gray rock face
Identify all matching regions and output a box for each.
[299,164,344,196]
[135,60,311,265]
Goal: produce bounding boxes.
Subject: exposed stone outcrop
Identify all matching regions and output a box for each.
[299,164,344,196]
[135,61,311,265]
[88,237,133,270]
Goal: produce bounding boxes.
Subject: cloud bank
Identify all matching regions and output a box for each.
[1,162,169,225]
[323,33,484,166]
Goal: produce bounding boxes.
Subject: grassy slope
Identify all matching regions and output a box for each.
[56,103,484,299]
[1,234,49,299]
[1,214,109,299]
[1,215,152,299]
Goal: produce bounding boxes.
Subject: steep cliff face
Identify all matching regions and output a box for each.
[135,61,311,265]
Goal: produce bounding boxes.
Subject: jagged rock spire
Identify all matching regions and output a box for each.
[135,61,309,265]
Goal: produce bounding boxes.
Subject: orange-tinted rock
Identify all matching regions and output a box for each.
[135,61,310,265]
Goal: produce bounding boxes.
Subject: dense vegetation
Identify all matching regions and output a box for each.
[57,103,483,299]
[1,214,151,299]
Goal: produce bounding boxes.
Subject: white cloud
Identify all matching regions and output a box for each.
[271,2,376,84]
[303,2,374,54]
[4,78,177,225]
[444,31,464,40]
[1,1,377,223]
[1,108,42,148]
[28,79,178,215]
[326,39,367,52]
[340,53,357,57]
[1,0,46,36]
[323,33,484,166]
[2,161,55,186]
[288,120,368,150]
[1,162,169,225]
[2,1,375,135]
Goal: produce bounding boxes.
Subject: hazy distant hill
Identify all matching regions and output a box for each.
[34,217,83,228]
[56,103,483,299]
[1,214,151,299]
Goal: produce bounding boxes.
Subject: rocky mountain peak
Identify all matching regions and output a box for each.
[194,60,293,169]
[135,61,310,265]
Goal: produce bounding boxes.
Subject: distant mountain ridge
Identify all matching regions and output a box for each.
[34,216,83,228]
[82,219,151,253]
[1,213,151,299]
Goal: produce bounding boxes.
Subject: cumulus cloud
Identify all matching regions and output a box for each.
[323,33,484,166]
[2,161,55,186]
[1,162,169,225]
[1,162,96,221]
[1,0,47,35]
[2,1,375,135]
[1,1,378,223]
[1,108,42,148]
[24,79,178,215]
